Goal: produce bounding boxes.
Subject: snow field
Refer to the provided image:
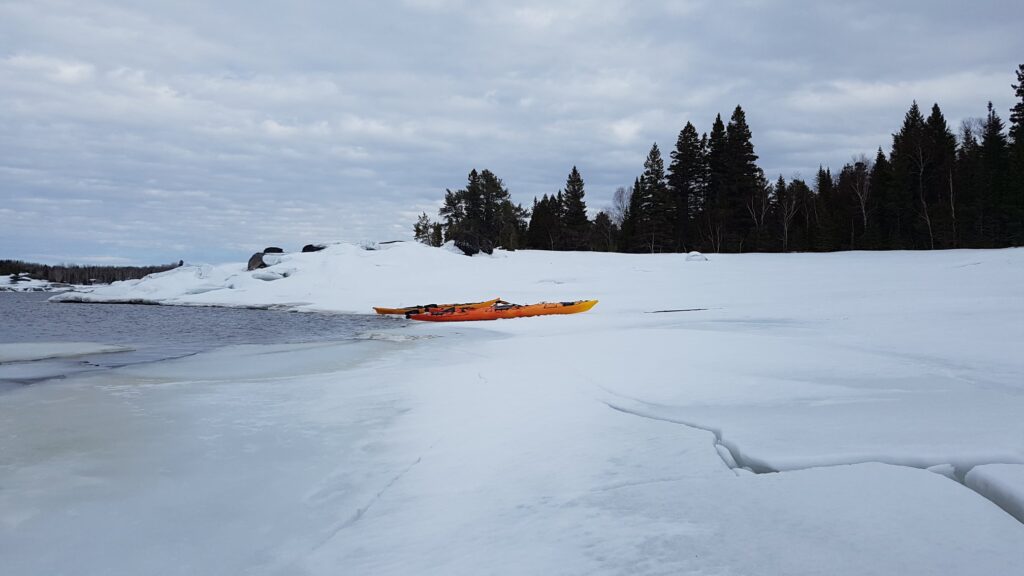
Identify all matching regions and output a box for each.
[6,242,1022,573]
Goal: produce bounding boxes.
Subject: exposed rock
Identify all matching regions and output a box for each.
[302,244,326,253]
[454,239,479,256]
[452,233,494,256]
[263,247,284,254]
[247,253,267,271]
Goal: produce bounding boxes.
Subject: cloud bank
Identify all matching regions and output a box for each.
[1,0,1021,263]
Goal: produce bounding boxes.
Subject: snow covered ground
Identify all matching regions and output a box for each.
[0,274,70,292]
[4,243,1023,574]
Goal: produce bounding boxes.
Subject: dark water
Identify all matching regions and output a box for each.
[0,292,403,384]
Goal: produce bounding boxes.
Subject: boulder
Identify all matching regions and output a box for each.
[452,233,494,256]
[247,253,267,271]
[454,238,479,256]
[302,244,326,253]
[263,246,284,254]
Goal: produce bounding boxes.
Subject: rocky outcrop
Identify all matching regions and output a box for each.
[453,233,493,256]
[302,244,326,253]
[247,253,267,271]
[263,247,284,254]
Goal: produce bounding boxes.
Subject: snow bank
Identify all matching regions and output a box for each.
[966,464,1024,523]
[0,342,132,363]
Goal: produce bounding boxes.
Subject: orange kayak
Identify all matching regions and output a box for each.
[373,297,502,316]
[408,300,598,322]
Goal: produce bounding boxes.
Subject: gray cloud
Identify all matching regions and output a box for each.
[1,0,1021,263]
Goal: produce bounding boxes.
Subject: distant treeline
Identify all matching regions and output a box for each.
[416,64,1024,253]
[1,259,182,285]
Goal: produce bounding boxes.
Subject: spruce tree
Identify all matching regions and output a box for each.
[561,166,590,250]
[869,148,894,249]
[1007,64,1024,244]
[890,102,929,248]
[621,177,644,252]
[980,102,1010,244]
[704,114,729,252]
[814,166,838,250]
[1010,64,1024,146]
[668,122,707,251]
[955,119,984,247]
[528,194,564,250]
[641,143,674,252]
[725,106,761,251]
[924,104,958,247]
[590,211,617,252]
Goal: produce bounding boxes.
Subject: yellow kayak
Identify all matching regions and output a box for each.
[373,297,503,316]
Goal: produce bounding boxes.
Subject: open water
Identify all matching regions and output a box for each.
[0,292,402,386]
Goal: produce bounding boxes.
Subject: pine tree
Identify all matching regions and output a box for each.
[561,166,590,250]
[413,213,434,245]
[439,188,466,242]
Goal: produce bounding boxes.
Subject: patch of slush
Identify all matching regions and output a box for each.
[0,342,132,363]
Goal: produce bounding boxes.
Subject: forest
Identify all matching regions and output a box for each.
[1,260,182,286]
[415,65,1024,254]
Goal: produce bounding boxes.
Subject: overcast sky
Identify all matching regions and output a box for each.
[2,0,1022,264]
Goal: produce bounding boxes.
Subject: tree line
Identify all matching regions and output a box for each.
[416,64,1024,253]
[1,259,183,285]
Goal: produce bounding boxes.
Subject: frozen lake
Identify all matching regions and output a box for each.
[2,246,1024,575]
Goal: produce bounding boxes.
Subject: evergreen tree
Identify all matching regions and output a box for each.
[560,166,590,250]
[924,104,957,247]
[621,177,644,252]
[668,122,707,251]
[527,194,562,250]
[1010,64,1024,146]
[814,167,838,250]
[724,106,761,251]
[641,143,674,252]
[430,223,443,247]
[439,188,466,242]
[1007,64,1024,244]
[890,102,929,248]
[868,148,894,249]
[498,199,529,250]
[413,213,434,245]
[590,211,617,252]
[980,102,1010,245]
[954,118,984,247]
[703,114,729,252]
